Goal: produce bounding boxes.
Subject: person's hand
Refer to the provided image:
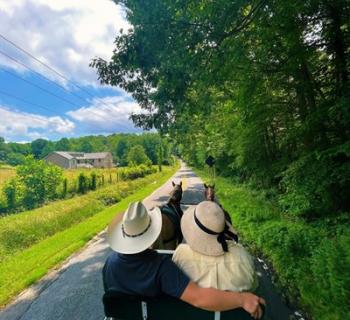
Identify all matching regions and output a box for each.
[240,292,265,319]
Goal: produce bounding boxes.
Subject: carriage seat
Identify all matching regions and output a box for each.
[102,250,261,320]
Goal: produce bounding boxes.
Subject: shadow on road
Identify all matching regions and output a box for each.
[1,234,111,320]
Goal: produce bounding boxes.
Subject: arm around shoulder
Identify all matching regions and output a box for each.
[180,281,265,319]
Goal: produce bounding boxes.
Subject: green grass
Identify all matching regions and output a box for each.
[0,167,165,261]
[0,164,178,307]
[195,168,350,320]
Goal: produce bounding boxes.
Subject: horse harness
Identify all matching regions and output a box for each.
[160,203,183,244]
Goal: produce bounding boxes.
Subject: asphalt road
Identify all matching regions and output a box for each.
[0,164,302,320]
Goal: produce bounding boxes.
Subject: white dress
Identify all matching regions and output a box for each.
[172,241,257,291]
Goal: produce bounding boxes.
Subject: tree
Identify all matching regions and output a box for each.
[92,0,350,215]
[55,138,71,151]
[17,156,63,208]
[7,152,26,166]
[80,140,93,153]
[127,145,151,166]
[0,137,10,161]
[31,139,49,159]
[115,139,129,166]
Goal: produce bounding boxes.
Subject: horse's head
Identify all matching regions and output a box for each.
[169,181,183,204]
[204,183,215,201]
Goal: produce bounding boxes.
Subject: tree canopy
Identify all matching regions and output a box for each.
[92,0,350,217]
[0,133,172,168]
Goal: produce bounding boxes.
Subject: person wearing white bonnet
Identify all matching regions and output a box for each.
[103,201,265,319]
[173,201,257,292]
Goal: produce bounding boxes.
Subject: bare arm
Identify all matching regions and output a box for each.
[180,281,265,319]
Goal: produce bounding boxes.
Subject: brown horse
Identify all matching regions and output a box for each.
[153,181,184,250]
[204,183,233,225]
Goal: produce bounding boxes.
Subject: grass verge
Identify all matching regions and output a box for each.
[195,168,350,320]
[0,164,178,307]
[0,167,163,261]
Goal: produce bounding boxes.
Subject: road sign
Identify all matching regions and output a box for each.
[205,155,215,167]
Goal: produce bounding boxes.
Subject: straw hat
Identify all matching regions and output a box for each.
[181,201,237,256]
[107,201,162,254]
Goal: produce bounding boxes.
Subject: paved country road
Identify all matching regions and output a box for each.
[0,164,301,320]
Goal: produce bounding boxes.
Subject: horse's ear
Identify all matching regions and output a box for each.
[172,181,175,187]
[180,181,182,186]
[204,183,208,189]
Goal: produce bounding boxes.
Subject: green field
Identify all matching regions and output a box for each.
[0,164,178,307]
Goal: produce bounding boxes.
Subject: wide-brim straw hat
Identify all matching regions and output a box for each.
[181,201,236,256]
[107,201,162,254]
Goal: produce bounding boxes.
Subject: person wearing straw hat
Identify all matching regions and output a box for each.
[103,201,265,319]
[173,201,257,292]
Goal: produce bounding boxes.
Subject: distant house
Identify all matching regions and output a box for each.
[44,151,114,169]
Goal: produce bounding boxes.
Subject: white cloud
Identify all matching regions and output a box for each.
[0,0,130,86]
[0,105,75,141]
[67,95,143,133]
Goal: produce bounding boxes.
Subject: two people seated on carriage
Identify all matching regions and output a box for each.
[103,201,265,319]
[173,201,257,292]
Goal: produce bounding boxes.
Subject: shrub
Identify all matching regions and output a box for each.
[96,189,122,205]
[78,173,88,194]
[300,233,350,319]
[3,178,21,212]
[62,178,68,198]
[90,172,97,191]
[279,143,350,217]
[17,156,63,209]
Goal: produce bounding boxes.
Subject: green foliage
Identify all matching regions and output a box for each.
[0,137,9,161]
[91,172,97,190]
[92,0,350,218]
[55,138,71,151]
[62,178,68,198]
[300,233,350,319]
[77,173,88,194]
[3,179,21,211]
[118,164,157,180]
[279,143,350,217]
[16,156,63,209]
[6,153,25,166]
[0,166,175,262]
[30,139,49,159]
[195,168,350,320]
[127,145,152,166]
[1,133,172,169]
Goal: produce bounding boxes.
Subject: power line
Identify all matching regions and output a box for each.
[0,49,87,103]
[0,84,133,132]
[0,33,134,118]
[0,66,82,108]
[0,34,136,132]
[1,33,107,100]
[0,89,66,117]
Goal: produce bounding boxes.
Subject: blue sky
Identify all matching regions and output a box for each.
[0,0,144,143]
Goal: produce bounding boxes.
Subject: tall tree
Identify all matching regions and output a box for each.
[92,0,350,214]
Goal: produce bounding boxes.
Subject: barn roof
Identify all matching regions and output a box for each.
[49,151,111,160]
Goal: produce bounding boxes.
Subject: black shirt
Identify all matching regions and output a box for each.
[103,250,190,298]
